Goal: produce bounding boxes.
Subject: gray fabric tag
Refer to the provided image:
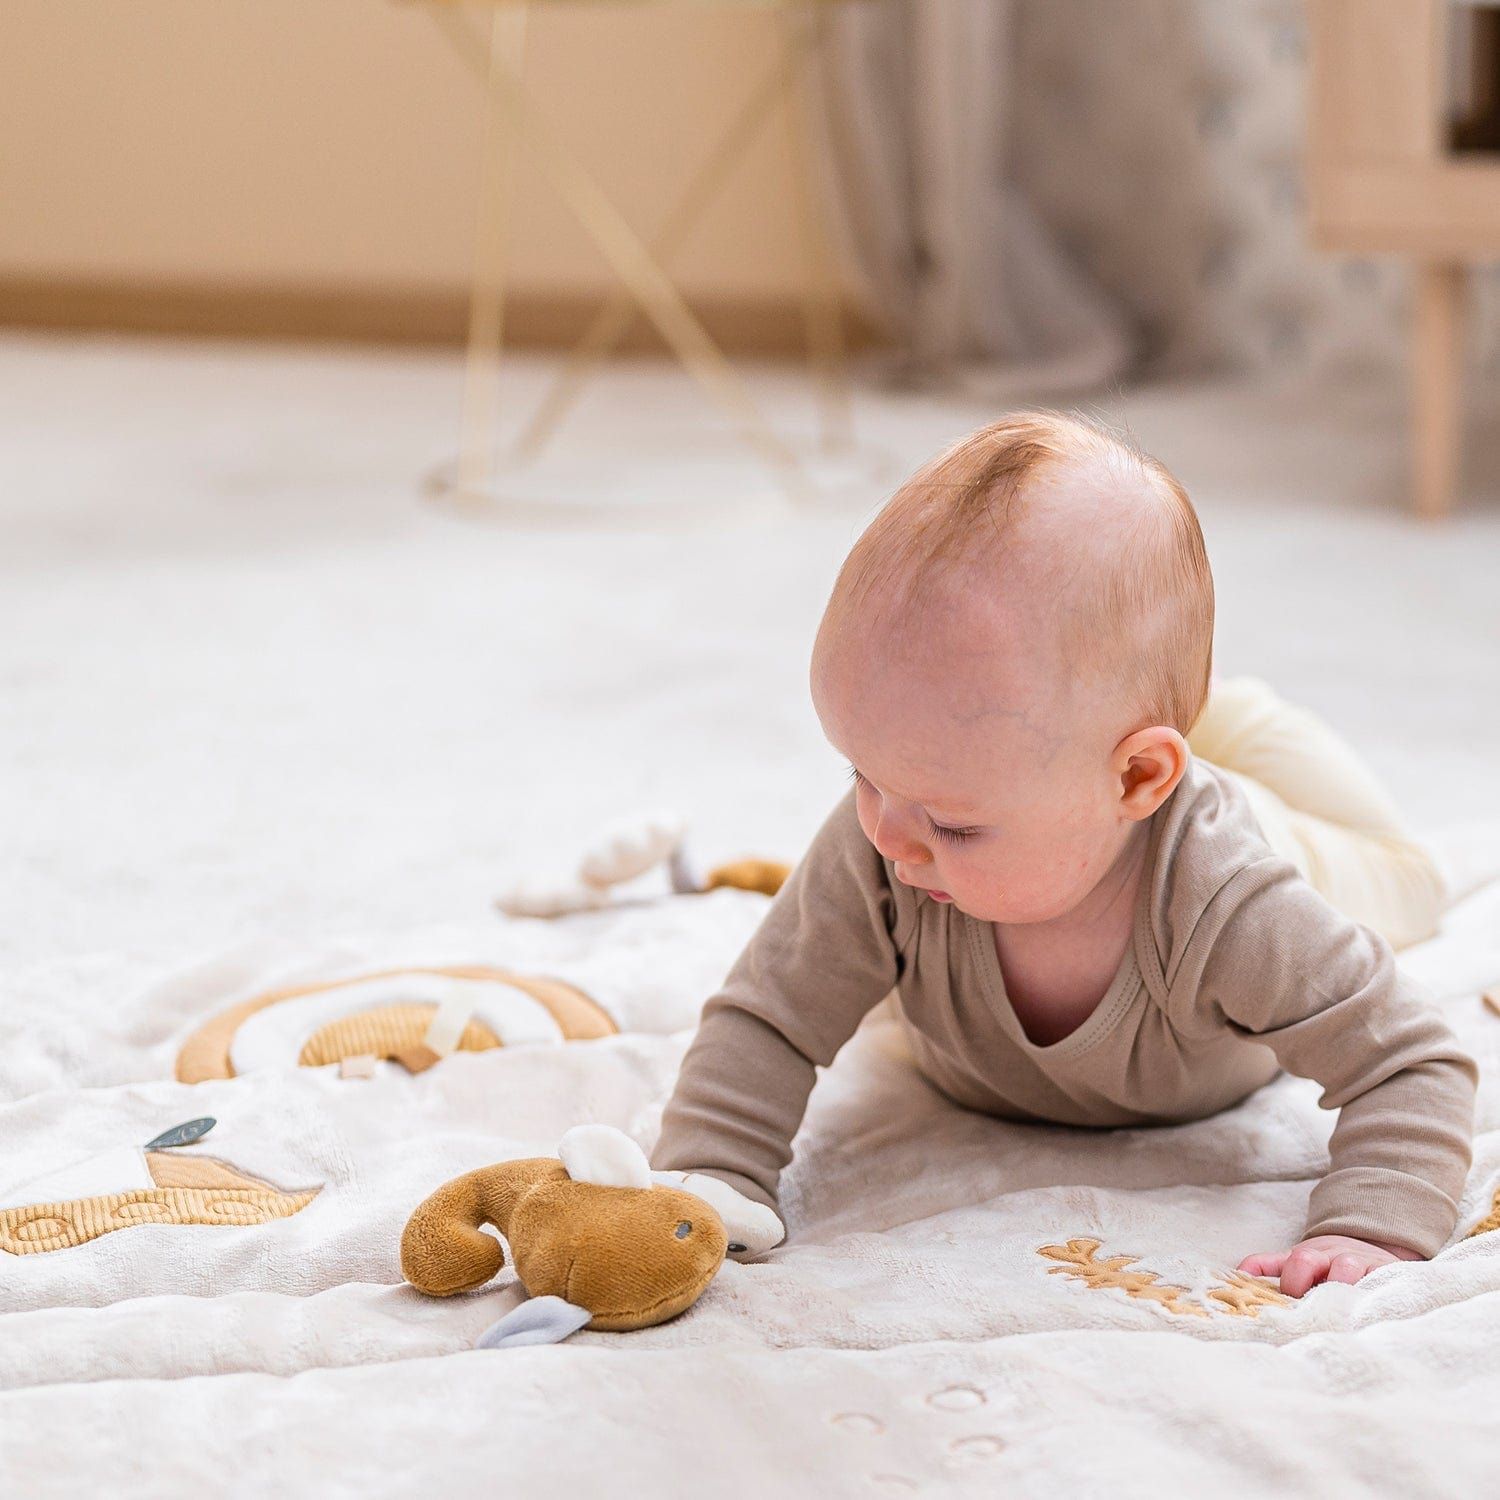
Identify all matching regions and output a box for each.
[476,1295,592,1350]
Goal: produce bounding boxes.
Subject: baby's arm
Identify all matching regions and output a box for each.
[650,789,904,1247]
[1193,857,1477,1294]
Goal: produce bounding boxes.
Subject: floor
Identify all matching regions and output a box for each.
[1,332,1497,998]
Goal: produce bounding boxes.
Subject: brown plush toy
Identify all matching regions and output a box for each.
[400,1125,783,1347]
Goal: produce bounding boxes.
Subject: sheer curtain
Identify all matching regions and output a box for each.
[820,0,1490,391]
[820,0,1132,396]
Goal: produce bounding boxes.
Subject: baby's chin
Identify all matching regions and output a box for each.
[939,888,1085,925]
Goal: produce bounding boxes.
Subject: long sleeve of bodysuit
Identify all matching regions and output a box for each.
[1186,855,1477,1257]
[650,789,905,1212]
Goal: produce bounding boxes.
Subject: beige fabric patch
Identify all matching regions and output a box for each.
[393,1043,442,1075]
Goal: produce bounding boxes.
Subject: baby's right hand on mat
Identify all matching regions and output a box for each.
[651,1169,785,1261]
[1237,1233,1423,1297]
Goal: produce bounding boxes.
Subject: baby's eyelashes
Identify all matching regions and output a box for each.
[849,765,981,843]
[926,818,980,844]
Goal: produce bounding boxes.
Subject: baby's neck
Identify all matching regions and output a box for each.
[991,822,1151,1045]
[1051,819,1152,938]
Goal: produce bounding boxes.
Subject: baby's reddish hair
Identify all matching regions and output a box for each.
[823,411,1215,735]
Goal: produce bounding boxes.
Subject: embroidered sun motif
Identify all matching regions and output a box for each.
[1036,1237,1288,1320]
[1037,1237,1207,1317]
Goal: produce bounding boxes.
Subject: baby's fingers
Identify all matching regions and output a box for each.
[1278,1246,1332,1298]
[1326,1252,1372,1286]
[1236,1252,1286,1278]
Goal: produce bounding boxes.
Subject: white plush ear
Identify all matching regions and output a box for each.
[557,1124,652,1189]
[577,812,685,891]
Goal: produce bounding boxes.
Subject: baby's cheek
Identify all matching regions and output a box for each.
[963,843,1014,897]
[973,837,1064,909]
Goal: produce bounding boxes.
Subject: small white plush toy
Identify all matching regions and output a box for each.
[496,811,788,918]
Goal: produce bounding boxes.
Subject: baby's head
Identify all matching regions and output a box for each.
[811,411,1213,924]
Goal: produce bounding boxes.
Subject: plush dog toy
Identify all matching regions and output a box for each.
[400,1125,783,1347]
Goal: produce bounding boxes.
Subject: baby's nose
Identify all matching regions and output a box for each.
[872,818,931,867]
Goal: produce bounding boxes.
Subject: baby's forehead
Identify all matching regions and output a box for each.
[815,595,1078,762]
[818,413,1211,743]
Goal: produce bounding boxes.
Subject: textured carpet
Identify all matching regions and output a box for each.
[1,331,1496,986]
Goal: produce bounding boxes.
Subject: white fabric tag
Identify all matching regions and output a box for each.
[0,1145,155,1210]
[421,991,477,1059]
[476,1295,592,1349]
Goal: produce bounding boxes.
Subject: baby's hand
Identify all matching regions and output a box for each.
[1237,1234,1423,1297]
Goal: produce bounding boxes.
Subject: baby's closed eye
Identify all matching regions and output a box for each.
[846,764,982,842]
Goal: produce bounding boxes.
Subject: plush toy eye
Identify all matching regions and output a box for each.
[727,1242,747,1254]
[674,1220,692,1239]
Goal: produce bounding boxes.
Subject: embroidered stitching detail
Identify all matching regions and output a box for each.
[1036,1237,1288,1320]
[1037,1237,1207,1317]
[1206,1269,1292,1317]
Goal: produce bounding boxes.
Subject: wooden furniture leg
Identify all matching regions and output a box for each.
[429,2,807,502]
[1412,261,1466,519]
[510,19,818,465]
[781,2,852,455]
[456,5,530,502]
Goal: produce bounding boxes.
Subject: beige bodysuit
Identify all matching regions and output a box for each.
[650,757,1477,1257]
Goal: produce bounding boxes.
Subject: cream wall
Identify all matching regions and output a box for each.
[0,0,851,324]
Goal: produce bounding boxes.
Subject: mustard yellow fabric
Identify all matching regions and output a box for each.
[0,1152,319,1255]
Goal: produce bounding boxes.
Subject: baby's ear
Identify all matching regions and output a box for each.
[1115,726,1188,819]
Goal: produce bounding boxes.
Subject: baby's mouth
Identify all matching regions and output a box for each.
[897,870,953,902]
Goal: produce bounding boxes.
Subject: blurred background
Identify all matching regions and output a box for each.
[2,0,1497,987]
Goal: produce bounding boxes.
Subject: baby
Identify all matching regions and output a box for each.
[650,412,1477,1298]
